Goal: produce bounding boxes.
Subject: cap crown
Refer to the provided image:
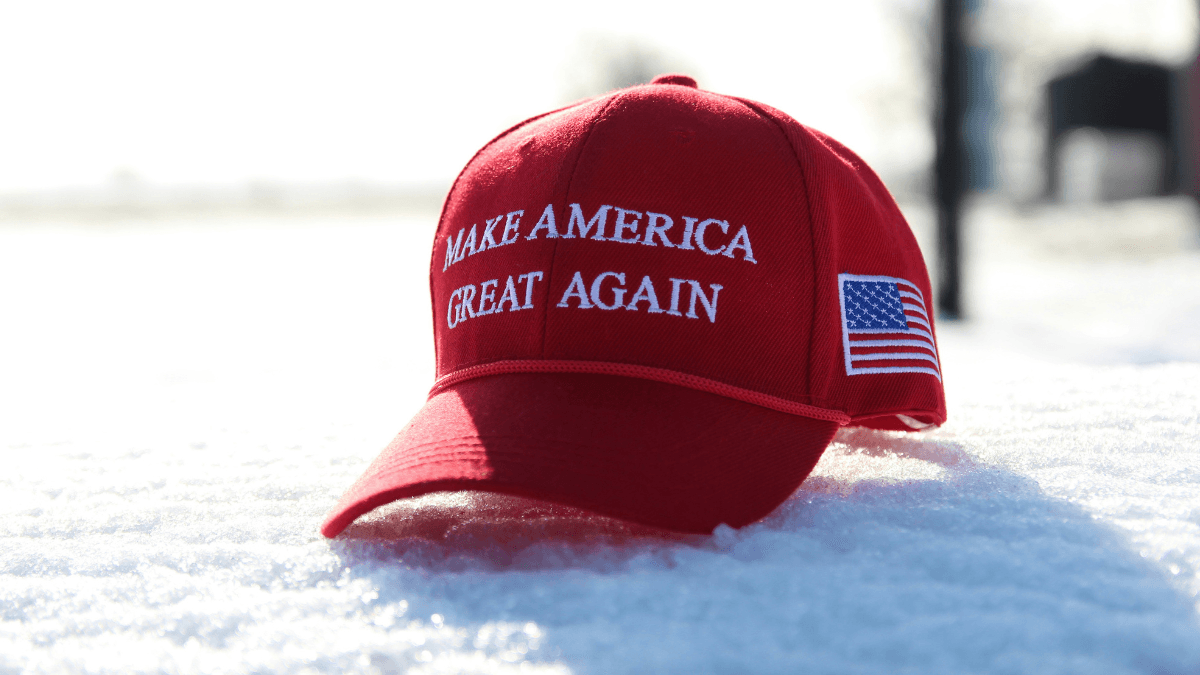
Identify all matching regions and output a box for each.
[429,80,945,428]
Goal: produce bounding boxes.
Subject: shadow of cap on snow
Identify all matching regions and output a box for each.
[330,429,970,551]
[328,426,1189,606]
[830,426,977,470]
[324,432,1200,672]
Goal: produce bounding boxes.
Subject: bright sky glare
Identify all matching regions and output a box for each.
[0,0,1194,192]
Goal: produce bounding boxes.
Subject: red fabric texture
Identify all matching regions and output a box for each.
[320,374,838,537]
[321,75,945,537]
[740,101,946,426]
[430,360,851,423]
[429,81,945,424]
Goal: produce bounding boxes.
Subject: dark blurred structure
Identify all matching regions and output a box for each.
[933,0,964,319]
[1185,52,1200,199]
[1046,53,1200,204]
[935,0,999,319]
[934,0,964,319]
[964,42,999,192]
[1046,55,1181,201]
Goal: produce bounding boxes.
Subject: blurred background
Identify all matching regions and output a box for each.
[2,0,1196,214]
[1,0,1199,433]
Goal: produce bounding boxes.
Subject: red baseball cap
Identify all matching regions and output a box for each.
[321,74,945,538]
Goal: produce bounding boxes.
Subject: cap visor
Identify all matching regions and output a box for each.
[321,373,839,538]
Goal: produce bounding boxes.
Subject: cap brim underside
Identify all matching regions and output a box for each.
[320,373,839,537]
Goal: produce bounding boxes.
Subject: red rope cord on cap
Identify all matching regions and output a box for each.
[430,360,851,425]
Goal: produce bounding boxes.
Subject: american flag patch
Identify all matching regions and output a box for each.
[838,273,941,381]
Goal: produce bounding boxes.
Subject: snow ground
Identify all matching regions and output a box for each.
[1,199,1199,674]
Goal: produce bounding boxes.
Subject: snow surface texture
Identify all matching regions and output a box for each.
[2,200,1199,674]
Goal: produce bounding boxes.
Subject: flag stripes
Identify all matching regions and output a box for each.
[838,273,941,381]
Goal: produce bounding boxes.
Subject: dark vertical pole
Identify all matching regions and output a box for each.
[935,0,965,319]
[1187,52,1200,200]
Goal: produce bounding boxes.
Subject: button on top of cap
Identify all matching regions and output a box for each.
[650,74,697,88]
